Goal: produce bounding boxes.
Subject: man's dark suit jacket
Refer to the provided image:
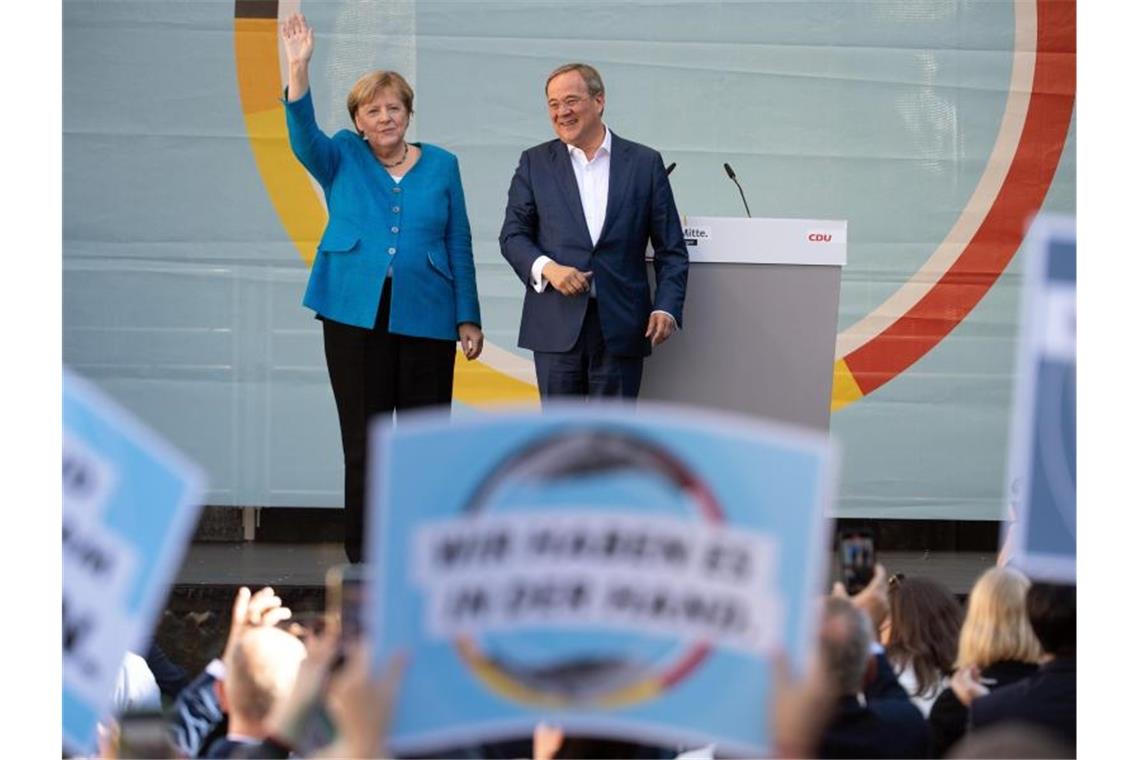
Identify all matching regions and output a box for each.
[499,132,688,358]
[970,656,1076,749]
[819,652,932,759]
[169,669,226,758]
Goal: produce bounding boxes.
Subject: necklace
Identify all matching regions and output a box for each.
[379,141,409,168]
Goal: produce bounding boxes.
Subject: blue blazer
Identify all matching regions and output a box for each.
[499,132,688,357]
[284,90,480,336]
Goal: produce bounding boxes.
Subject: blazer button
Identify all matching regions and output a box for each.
[388,247,396,255]
[391,226,399,234]
[392,187,402,193]
[392,206,400,213]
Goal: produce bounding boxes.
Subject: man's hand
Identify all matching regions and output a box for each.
[644,312,676,346]
[458,322,484,360]
[542,262,593,296]
[831,563,889,634]
[222,586,292,663]
[281,12,314,65]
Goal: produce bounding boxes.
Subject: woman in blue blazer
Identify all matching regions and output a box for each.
[281,13,482,562]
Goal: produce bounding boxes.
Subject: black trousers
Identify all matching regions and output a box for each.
[533,299,644,401]
[322,279,455,563]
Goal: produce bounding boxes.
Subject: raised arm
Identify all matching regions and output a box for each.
[280,12,339,184]
[282,12,314,100]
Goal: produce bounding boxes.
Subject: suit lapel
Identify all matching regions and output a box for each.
[549,141,592,245]
[598,131,631,245]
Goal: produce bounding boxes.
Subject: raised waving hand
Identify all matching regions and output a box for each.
[281,12,314,64]
[281,12,314,99]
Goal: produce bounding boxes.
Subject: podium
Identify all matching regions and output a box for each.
[641,216,847,432]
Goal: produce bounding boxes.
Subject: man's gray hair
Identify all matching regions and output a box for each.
[546,63,605,98]
[820,596,873,696]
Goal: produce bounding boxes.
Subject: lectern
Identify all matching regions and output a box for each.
[641,216,847,432]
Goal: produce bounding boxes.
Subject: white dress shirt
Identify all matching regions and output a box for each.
[530,128,611,291]
[530,128,675,326]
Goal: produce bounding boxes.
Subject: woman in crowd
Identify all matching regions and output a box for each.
[928,566,1042,756]
[280,13,483,563]
[881,575,963,717]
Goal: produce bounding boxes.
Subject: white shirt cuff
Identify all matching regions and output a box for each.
[205,658,227,680]
[531,255,554,293]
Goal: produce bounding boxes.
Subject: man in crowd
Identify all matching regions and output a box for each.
[500,63,688,400]
[205,626,306,758]
[169,587,293,758]
[816,595,931,758]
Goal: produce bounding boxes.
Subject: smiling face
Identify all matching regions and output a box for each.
[546,69,605,151]
[353,87,410,152]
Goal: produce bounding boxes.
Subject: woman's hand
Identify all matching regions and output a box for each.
[281,12,314,66]
[950,664,991,706]
[459,323,484,360]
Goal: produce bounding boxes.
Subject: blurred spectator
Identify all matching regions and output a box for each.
[966,582,1075,752]
[145,642,191,700]
[169,587,292,758]
[883,576,963,717]
[260,632,405,759]
[817,595,930,758]
[206,627,306,757]
[945,721,1072,759]
[928,567,1041,756]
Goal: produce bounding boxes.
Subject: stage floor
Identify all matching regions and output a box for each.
[175,541,997,595]
[158,541,997,673]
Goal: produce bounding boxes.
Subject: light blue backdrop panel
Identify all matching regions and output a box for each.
[367,404,833,756]
[62,1,1075,519]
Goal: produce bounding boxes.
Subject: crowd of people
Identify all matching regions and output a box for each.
[84,555,1076,759]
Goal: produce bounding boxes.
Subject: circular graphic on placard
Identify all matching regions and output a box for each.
[233,1,1075,411]
[449,427,721,707]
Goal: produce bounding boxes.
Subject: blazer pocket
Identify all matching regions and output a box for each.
[318,222,361,253]
[427,249,454,281]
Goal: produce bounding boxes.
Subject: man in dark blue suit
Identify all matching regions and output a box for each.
[817,596,931,759]
[500,63,688,399]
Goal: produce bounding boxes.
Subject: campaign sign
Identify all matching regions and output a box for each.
[1004,215,1076,583]
[367,403,836,756]
[63,370,206,754]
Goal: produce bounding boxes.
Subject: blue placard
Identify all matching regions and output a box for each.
[62,369,206,755]
[1004,215,1076,582]
[367,403,835,756]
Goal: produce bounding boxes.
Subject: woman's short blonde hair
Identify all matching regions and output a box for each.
[956,566,1043,668]
[346,70,414,131]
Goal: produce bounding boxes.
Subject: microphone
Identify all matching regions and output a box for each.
[665,161,676,176]
[723,162,751,218]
